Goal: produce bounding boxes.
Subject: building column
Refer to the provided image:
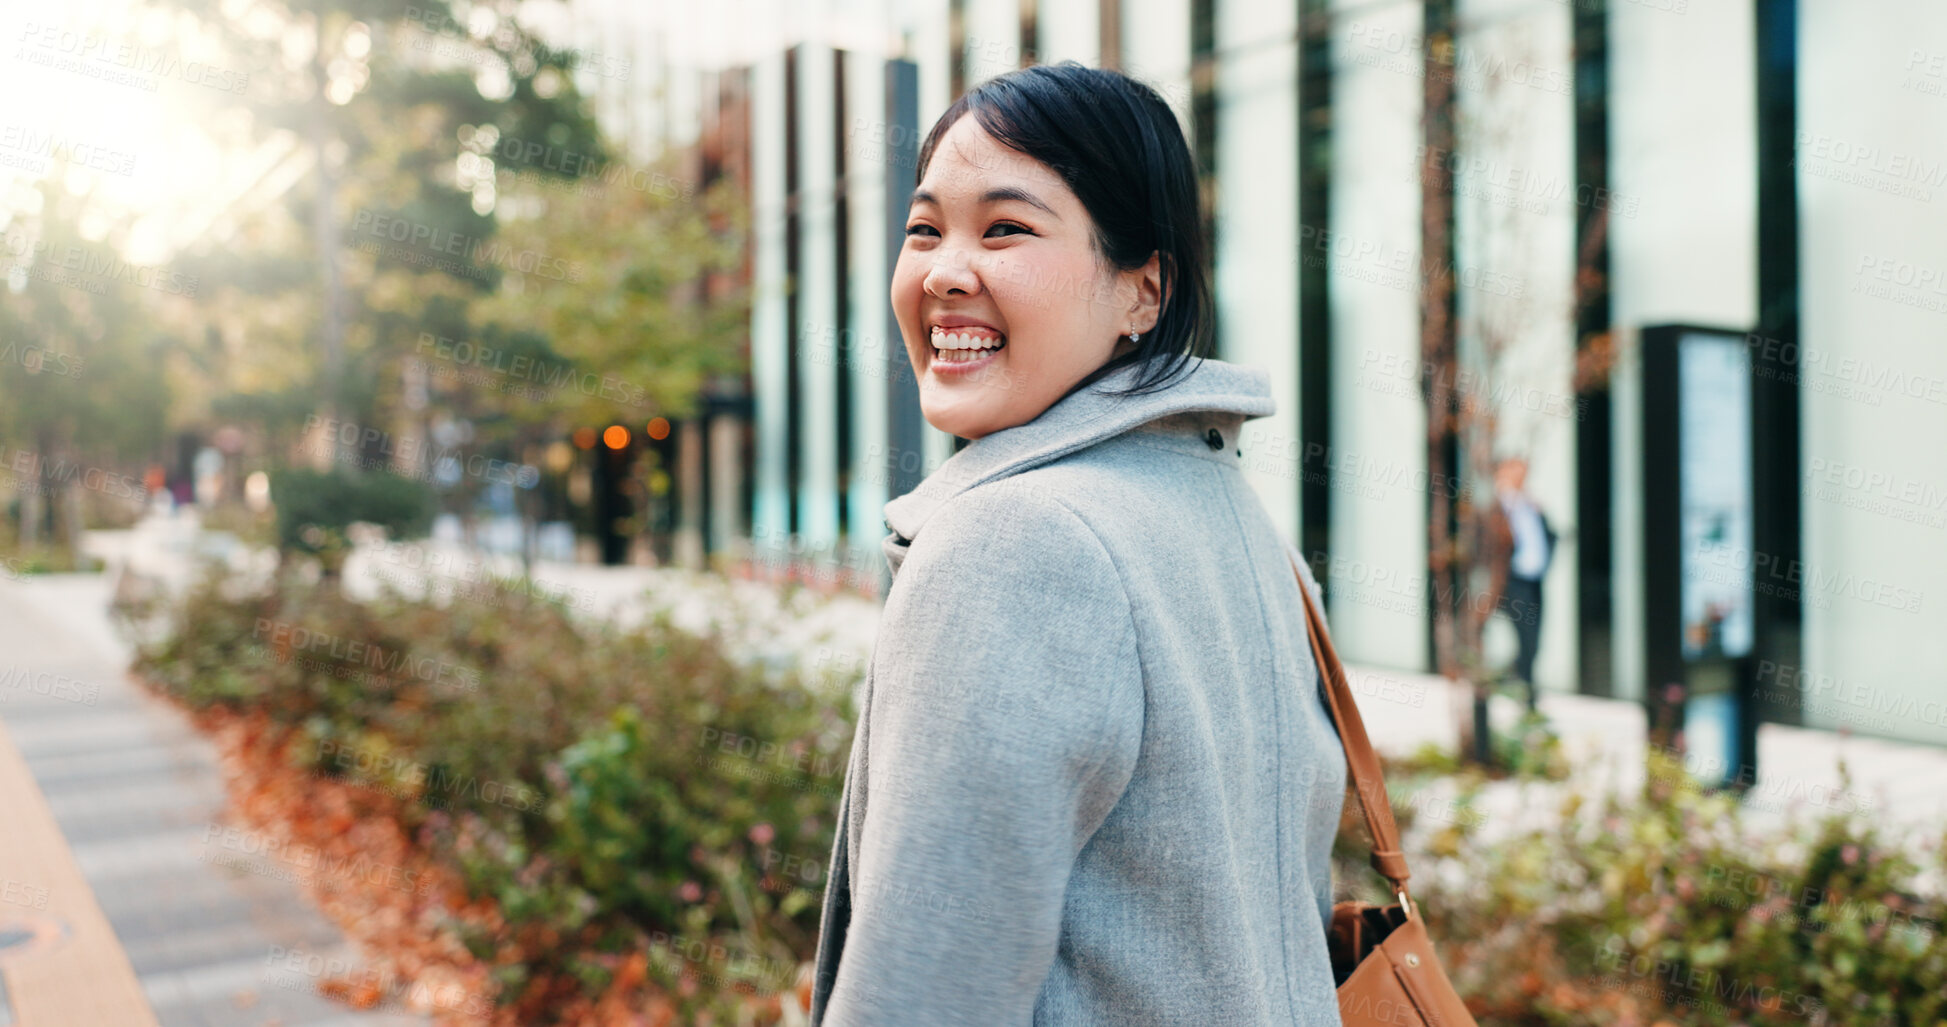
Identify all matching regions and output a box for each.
[1121,0,1193,130]
[845,53,895,578]
[751,50,792,560]
[674,418,705,569]
[963,0,1021,85]
[1216,0,1302,536]
[1038,0,1100,66]
[709,411,745,563]
[1323,0,1431,672]
[796,41,842,555]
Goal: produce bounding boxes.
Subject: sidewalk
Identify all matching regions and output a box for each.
[0,569,427,1027]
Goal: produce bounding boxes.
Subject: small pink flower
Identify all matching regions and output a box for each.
[749,822,776,846]
[679,880,703,903]
[1842,844,1860,866]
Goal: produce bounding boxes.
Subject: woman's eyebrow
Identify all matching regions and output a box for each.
[910,186,1061,220]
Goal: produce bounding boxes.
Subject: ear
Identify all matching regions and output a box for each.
[1127,250,1164,335]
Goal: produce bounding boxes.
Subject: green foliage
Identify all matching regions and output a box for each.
[127,568,855,1018]
[1388,711,1570,783]
[268,467,436,561]
[473,160,749,426]
[1380,747,1947,1025]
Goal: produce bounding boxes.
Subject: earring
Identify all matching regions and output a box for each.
[1128,330,1140,343]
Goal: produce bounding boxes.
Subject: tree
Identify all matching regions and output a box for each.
[466,162,749,568]
[0,177,173,564]
[153,0,604,496]
[1419,0,1474,757]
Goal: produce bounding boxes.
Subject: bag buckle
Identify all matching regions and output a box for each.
[1397,888,1415,921]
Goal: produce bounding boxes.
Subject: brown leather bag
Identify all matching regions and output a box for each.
[1291,558,1480,1027]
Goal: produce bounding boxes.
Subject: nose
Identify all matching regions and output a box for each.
[921,247,982,298]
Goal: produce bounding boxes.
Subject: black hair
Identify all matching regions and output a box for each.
[915,61,1215,400]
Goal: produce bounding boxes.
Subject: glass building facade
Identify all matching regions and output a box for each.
[610,0,1947,749]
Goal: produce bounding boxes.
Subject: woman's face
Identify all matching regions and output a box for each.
[892,114,1161,441]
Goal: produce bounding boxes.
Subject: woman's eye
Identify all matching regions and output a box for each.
[987,222,1031,237]
[904,223,937,238]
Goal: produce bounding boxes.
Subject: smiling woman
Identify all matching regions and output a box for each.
[889,61,1215,441]
[811,62,1353,1027]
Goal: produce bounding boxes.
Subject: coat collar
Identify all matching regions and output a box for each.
[881,354,1277,577]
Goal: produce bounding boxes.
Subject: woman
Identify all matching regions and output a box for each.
[809,62,1347,1026]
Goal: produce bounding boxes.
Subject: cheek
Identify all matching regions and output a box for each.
[995,258,1099,343]
[892,255,929,307]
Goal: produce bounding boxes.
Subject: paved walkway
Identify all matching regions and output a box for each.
[0,570,427,1027]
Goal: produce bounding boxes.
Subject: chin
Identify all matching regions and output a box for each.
[924,408,994,441]
[920,394,1005,440]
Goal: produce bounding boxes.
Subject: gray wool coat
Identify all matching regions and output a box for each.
[809,353,1348,1026]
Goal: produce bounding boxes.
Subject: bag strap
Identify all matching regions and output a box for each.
[1289,555,1412,894]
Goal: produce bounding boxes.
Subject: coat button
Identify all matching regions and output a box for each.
[1205,427,1224,451]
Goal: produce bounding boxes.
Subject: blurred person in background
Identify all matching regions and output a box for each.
[810,63,1348,1026]
[1481,456,1557,710]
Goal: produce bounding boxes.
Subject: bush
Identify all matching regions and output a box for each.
[1388,748,1947,1025]
[267,467,436,568]
[138,568,1943,1024]
[128,569,856,1022]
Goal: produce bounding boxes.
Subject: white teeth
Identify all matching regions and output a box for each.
[930,328,1005,351]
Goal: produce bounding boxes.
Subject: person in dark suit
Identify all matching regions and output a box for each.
[1481,457,1558,710]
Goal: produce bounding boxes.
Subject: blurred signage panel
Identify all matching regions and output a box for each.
[1677,332,1755,661]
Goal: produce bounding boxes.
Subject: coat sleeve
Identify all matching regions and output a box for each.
[820,484,1144,1026]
